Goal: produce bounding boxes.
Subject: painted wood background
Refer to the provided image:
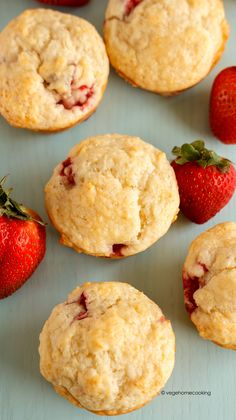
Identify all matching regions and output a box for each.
[0,1,235,419]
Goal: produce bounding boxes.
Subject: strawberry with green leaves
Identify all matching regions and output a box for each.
[171,140,236,224]
[0,177,46,299]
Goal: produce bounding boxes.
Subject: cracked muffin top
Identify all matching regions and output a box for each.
[45,134,179,257]
[0,9,109,131]
[183,222,236,350]
[39,282,175,415]
[104,0,229,95]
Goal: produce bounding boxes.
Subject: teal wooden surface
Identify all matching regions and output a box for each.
[0,1,236,419]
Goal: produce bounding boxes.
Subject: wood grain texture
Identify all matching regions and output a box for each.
[0,1,236,419]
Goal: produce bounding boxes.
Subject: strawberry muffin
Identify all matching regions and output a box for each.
[45,134,179,257]
[104,0,229,95]
[39,282,175,415]
[183,222,236,350]
[0,9,109,131]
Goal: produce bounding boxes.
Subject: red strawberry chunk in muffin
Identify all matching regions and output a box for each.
[125,0,142,16]
[59,85,94,110]
[183,274,200,314]
[197,262,208,274]
[159,315,166,323]
[183,263,208,314]
[60,158,75,187]
[74,292,88,320]
[112,244,125,257]
[68,292,89,321]
[75,311,88,320]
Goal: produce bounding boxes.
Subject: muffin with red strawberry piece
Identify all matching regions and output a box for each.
[0,177,46,299]
[45,134,179,258]
[39,282,175,414]
[0,9,109,131]
[171,140,236,224]
[183,222,236,350]
[104,0,229,95]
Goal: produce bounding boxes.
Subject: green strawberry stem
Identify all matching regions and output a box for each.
[0,176,45,225]
[172,140,231,173]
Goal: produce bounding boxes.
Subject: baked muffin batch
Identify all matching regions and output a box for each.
[0,1,235,416]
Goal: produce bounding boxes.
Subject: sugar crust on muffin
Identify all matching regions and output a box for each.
[183,222,236,350]
[0,9,109,131]
[104,0,229,95]
[45,134,179,257]
[39,282,175,415]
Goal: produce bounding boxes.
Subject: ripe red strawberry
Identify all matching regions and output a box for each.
[0,177,46,299]
[171,140,236,224]
[209,67,236,144]
[36,0,90,6]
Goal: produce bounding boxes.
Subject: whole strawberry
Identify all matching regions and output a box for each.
[171,140,236,224]
[210,67,236,144]
[36,0,90,6]
[0,177,46,299]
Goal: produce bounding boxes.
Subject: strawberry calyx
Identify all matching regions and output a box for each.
[172,140,231,173]
[0,176,45,226]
